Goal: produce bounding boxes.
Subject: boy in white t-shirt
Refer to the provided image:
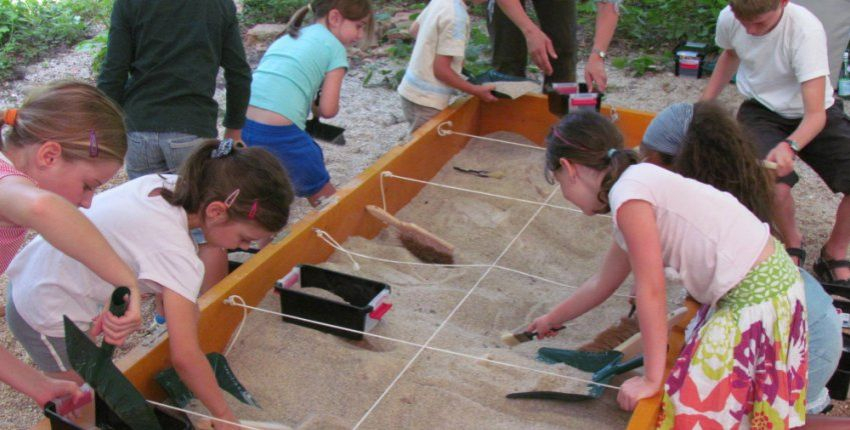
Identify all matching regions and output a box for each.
[701,0,850,286]
[397,0,498,134]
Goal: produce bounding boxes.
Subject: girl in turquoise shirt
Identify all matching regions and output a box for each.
[243,0,372,206]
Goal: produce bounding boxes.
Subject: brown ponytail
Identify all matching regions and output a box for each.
[159,140,294,232]
[674,101,774,226]
[545,111,638,214]
[279,0,373,39]
[1,81,126,162]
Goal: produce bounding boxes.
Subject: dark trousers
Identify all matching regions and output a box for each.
[489,0,578,84]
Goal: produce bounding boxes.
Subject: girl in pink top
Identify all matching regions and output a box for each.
[524,111,807,428]
[0,81,141,411]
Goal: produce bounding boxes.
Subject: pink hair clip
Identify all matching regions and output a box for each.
[89,129,99,158]
[224,189,240,207]
[247,199,259,220]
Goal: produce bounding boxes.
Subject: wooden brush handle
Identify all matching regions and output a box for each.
[365,205,455,252]
[366,205,405,228]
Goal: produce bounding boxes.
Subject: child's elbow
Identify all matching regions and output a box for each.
[320,105,339,118]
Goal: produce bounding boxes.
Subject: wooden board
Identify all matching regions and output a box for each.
[34,95,673,430]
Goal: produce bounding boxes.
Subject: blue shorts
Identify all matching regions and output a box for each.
[243,119,330,197]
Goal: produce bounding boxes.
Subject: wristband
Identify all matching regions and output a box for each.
[782,138,800,154]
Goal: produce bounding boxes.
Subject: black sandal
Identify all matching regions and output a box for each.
[785,247,806,268]
[813,247,850,286]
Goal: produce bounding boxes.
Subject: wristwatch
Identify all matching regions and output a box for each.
[782,138,801,154]
[591,47,607,61]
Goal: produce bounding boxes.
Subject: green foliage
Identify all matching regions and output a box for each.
[0,0,109,80]
[76,30,110,75]
[578,0,726,50]
[463,24,492,77]
[241,0,304,26]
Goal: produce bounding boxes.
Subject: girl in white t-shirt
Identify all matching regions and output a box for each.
[525,111,807,428]
[7,139,294,429]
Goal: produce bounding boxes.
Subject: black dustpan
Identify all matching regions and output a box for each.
[306,117,346,145]
[64,287,161,430]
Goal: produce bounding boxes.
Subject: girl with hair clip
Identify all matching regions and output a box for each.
[243,0,373,206]
[1,81,142,409]
[7,140,294,429]
[642,101,845,426]
[525,110,808,428]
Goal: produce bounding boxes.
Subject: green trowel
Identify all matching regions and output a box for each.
[64,286,161,430]
[156,352,260,409]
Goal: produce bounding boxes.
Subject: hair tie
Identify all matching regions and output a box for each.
[247,199,259,220]
[211,139,235,159]
[89,129,99,158]
[607,148,618,159]
[3,109,17,126]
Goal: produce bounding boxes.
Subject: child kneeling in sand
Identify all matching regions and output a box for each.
[7,140,293,429]
[526,111,807,428]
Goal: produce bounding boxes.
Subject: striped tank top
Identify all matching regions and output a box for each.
[0,153,36,274]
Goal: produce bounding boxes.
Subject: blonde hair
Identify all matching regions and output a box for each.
[1,81,126,162]
[728,0,782,20]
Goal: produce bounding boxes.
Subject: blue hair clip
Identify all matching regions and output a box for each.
[607,148,618,159]
[211,139,234,159]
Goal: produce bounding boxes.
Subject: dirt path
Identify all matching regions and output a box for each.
[0,35,846,428]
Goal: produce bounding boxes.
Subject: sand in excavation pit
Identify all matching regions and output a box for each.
[198,132,679,429]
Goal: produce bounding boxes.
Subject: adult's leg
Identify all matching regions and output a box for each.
[490,0,530,77]
[160,132,203,175]
[125,131,168,179]
[533,0,578,84]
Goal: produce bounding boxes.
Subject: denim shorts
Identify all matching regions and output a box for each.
[242,119,330,198]
[125,131,203,179]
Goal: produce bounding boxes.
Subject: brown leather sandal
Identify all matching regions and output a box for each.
[813,247,850,286]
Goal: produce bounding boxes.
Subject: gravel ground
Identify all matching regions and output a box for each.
[0,31,848,429]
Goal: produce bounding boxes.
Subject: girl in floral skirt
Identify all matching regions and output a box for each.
[525,110,808,428]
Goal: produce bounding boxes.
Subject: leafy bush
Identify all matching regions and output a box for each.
[241,0,305,26]
[579,0,727,51]
[0,0,109,80]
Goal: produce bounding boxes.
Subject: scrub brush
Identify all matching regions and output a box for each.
[366,205,455,264]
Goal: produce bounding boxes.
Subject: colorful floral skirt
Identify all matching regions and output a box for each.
[657,241,808,429]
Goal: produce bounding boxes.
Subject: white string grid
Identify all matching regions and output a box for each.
[137,127,631,429]
[437,121,546,151]
[352,186,576,429]
[222,296,615,392]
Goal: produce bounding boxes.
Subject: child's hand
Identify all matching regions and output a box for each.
[527,313,561,338]
[91,289,142,346]
[33,375,84,409]
[617,375,661,411]
[472,84,498,102]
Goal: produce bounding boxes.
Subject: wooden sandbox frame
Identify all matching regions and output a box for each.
[35,94,695,429]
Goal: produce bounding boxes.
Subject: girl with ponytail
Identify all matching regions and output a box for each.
[523,110,808,428]
[1,81,141,411]
[244,0,373,206]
